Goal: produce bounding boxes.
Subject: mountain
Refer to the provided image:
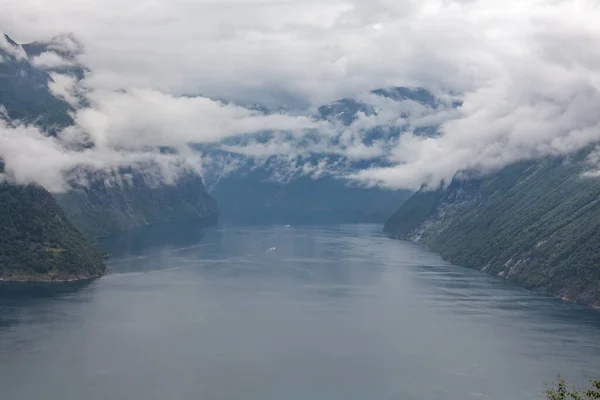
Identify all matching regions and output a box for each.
[0,34,219,238]
[0,34,107,280]
[54,168,219,237]
[208,168,405,225]
[0,34,74,131]
[384,152,600,307]
[0,33,218,279]
[21,33,87,80]
[317,87,442,126]
[0,182,106,281]
[203,87,451,226]
[205,153,408,227]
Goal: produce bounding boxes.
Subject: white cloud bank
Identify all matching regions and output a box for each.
[0,121,206,192]
[31,51,74,69]
[2,0,600,191]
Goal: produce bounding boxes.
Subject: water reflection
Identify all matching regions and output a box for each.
[410,261,600,330]
[0,281,93,300]
[99,218,209,257]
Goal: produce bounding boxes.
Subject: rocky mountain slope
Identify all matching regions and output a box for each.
[384,152,600,307]
[55,169,219,237]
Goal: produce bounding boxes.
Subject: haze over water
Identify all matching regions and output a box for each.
[1,223,599,400]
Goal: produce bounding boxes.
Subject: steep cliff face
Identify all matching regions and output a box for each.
[384,155,600,307]
[0,183,106,281]
[55,170,219,237]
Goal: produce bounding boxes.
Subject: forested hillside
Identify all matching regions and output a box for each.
[384,153,600,307]
[0,183,106,281]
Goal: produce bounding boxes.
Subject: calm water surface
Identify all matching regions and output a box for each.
[1,223,599,400]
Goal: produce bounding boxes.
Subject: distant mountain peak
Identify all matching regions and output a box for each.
[0,33,27,60]
[371,87,437,106]
[317,86,441,126]
[23,33,83,59]
[3,34,18,48]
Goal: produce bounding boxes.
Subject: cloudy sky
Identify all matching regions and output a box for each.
[2,0,600,190]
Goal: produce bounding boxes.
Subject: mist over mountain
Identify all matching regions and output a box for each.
[5,0,600,195]
[0,30,454,229]
[201,87,454,225]
[0,34,219,246]
[0,34,75,130]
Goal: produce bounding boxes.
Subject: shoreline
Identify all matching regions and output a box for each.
[0,217,218,286]
[0,270,107,284]
[385,234,600,310]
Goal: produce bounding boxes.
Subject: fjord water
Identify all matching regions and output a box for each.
[1,223,600,400]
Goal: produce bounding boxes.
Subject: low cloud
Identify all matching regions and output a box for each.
[48,73,83,106]
[2,0,600,192]
[44,33,84,57]
[0,33,26,59]
[31,51,75,69]
[0,121,207,192]
[353,64,600,189]
[68,88,330,151]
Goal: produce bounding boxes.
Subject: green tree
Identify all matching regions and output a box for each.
[545,376,600,400]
